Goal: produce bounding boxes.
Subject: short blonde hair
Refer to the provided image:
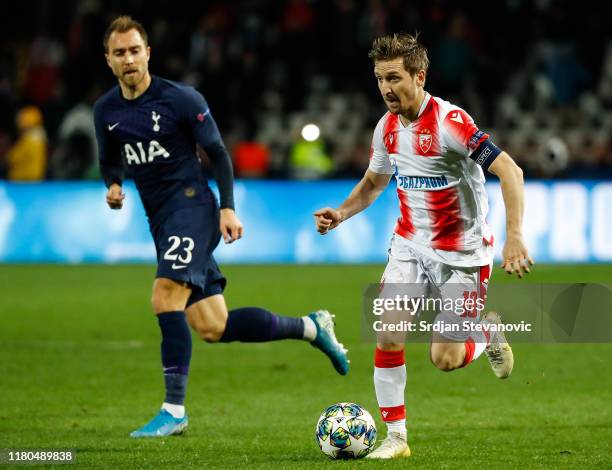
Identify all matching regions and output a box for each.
[368,33,429,76]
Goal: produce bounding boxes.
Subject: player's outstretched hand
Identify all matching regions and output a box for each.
[501,235,534,278]
[106,183,125,210]
[314,207,342,235]
[220,208,244,244]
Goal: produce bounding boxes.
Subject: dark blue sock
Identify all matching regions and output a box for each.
[157,311,191,405]
[219,307,304,343]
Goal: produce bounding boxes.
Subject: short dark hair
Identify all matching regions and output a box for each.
[103,15,148,53]
[368,33,429,76]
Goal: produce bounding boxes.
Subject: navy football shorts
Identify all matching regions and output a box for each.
[151,203,227,307]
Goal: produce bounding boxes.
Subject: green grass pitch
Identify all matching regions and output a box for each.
[1,264,611,468]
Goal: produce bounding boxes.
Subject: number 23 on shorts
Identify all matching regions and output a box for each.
[163,236,195,269]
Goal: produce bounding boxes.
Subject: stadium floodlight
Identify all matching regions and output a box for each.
[302,123,321,142]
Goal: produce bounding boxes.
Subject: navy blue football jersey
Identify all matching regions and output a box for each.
[93,76,224,226]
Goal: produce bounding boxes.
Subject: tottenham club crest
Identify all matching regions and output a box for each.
[152,111,161,132]
[418,128,432,153]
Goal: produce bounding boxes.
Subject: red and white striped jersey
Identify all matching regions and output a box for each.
[369,92,496,265]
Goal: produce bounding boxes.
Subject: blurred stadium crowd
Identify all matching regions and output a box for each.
[1,0,611,181]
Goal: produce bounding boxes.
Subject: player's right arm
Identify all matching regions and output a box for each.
[314,169,391,234]
[93,100,125,210]
[315,117,392,234]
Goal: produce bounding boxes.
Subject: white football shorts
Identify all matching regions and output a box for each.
[380,235,493,342]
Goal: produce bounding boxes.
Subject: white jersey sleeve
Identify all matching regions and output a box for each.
[367,114,394,175]
[440,105,500,170]
[441,107,488,158]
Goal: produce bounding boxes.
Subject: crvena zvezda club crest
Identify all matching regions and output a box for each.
[419,130,432,153]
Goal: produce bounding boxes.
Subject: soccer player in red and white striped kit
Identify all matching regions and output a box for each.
[314,33,533,459]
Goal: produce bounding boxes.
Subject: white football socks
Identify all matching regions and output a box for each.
[374,348,407,435]
[471,318,493,360]
[302,316,317,341]
[162,402,185,419]
[387,419,407,437]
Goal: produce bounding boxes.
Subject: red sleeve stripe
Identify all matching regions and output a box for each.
[444,108,479,147]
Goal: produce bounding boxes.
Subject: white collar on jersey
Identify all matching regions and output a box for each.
[417,92,431,118]
[399,92,431,129]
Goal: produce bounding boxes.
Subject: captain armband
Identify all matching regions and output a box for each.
[469,139,502,170]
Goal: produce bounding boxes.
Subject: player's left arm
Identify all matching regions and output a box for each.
[443,108,533,278]
[180,87,242,244]
[488,152,534,278]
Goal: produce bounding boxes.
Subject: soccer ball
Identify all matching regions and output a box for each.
[315,402,377,459]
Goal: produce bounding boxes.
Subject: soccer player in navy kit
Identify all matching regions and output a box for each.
[94,16,349,438]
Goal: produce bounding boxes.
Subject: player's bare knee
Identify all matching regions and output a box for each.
[186,296,228,342]
[151,279,190,314]
[376,330,406,348]
[151,291,167,314]
[191,317,225,343]
[430,352,453,371]
[430,349,461,371]
[151,288,174,314]
[201,324,225,343]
